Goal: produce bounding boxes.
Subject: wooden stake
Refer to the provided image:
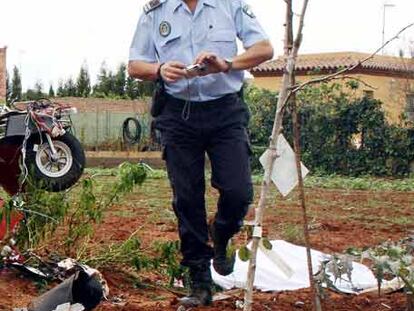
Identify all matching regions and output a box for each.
[243,1,309,310]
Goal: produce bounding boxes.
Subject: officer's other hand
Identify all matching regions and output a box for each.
[160,61,187,83]
[194,52,229,76]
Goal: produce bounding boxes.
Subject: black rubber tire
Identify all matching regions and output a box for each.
[25,132,85,192]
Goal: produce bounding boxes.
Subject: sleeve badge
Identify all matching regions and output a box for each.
[242,4,256,18]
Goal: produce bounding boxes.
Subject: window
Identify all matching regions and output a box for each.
[363,90,374,99]
[406,93,414,121]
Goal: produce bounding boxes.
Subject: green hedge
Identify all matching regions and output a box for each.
[245,83,414,177]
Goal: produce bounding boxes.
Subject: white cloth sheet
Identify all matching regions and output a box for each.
[212,240,396,294]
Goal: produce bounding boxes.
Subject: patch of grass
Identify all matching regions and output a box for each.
[280,223,304,244]
[147,204,176,224]
[111,209,136,218]
[85,167,168,180]
[90,168,414,192]
[253,172,414,192]
[303,175,414,192]
[391,216,413,226]
[148,169,168,180]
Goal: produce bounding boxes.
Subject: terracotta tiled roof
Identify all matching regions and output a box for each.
[251,52,414,75]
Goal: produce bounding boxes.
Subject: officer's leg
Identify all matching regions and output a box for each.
[163,143,213,306]
[163,143,213,267]
[207,125,254,275]
[156,101,213,306]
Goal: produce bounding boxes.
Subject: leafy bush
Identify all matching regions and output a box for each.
[245,83,414,177]
[0,162,148,255]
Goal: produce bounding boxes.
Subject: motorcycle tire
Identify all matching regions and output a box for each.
[25,132,85,192]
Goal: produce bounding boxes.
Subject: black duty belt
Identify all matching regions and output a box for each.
[164,92,240,110]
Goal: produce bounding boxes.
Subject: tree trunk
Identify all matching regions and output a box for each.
[291,90,322,311]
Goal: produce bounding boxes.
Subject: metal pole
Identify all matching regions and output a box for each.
[382,3,395,55]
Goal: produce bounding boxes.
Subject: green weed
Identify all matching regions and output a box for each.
[281,223,305,244]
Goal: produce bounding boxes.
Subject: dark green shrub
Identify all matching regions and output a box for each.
[245,83,414,176]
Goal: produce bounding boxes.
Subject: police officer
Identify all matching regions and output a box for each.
[128,0,273,306]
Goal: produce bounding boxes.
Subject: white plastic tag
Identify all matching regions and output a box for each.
[252,226,263,238]
[259,134,309,197]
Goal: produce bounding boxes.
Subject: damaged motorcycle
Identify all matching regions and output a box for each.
[0,99,85,194]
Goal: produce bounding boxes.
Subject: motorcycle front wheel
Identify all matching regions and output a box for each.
[25,132,85,192]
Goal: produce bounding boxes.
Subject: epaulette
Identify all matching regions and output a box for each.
[143,0,165,14]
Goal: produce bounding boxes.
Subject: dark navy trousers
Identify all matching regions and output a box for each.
[155,93,253,268]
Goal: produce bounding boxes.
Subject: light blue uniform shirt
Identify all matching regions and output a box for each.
[129,0,268,101]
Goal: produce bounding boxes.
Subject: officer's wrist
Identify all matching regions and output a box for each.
[223,58,233,73]
[156,63,165,82]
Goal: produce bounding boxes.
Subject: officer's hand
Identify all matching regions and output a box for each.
[160,61,187,83]
[193,52,229,76]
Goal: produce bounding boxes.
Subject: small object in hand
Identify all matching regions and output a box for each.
[186,63,207,73]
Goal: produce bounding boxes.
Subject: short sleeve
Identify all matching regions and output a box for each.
[129,13,158,63]
[233,1,269,49]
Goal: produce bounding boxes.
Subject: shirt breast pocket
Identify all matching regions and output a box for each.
[159,33,182,61]
[208,30,237,58]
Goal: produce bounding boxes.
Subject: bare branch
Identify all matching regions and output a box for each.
[290,22,414,94]
[292,75,378,90]
[293,0,309,52]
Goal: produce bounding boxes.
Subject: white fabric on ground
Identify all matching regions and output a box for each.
[211,240,386,294]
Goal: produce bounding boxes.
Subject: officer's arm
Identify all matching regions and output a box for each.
[232,1,274,70]
[128,61,160,81]
[129,60,187,83]
[194,40,273,74]
[128,9,187,83]
[231,39,273,70]
[128,12,161,81]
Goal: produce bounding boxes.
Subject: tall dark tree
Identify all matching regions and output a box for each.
[94,62,110,96]
[34,81,43,99]
[125,76,140,99]
[6,71,11,104]
[137,80,155,97]
[106,72,116,95]
[11,66,22,101]
[23,81,45,100]
[48,84,55,98]
[23,89,37,100]
[76,64,91,97]
[57,80,65,97]
[114,63,127,97]
[65,78,77,97]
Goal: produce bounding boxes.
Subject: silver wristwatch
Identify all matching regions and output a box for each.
[224,58,233,72]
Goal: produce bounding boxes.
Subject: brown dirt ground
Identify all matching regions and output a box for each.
[1,177,413,311]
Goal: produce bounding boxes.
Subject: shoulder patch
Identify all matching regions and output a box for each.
[242,4,256,18]
[144,0,164,14]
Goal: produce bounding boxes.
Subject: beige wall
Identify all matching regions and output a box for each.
[252,73,414,124]
[0,48,6,103]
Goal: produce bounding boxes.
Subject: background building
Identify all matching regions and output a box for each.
[251,52,414,123]
[0,48,6,103]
